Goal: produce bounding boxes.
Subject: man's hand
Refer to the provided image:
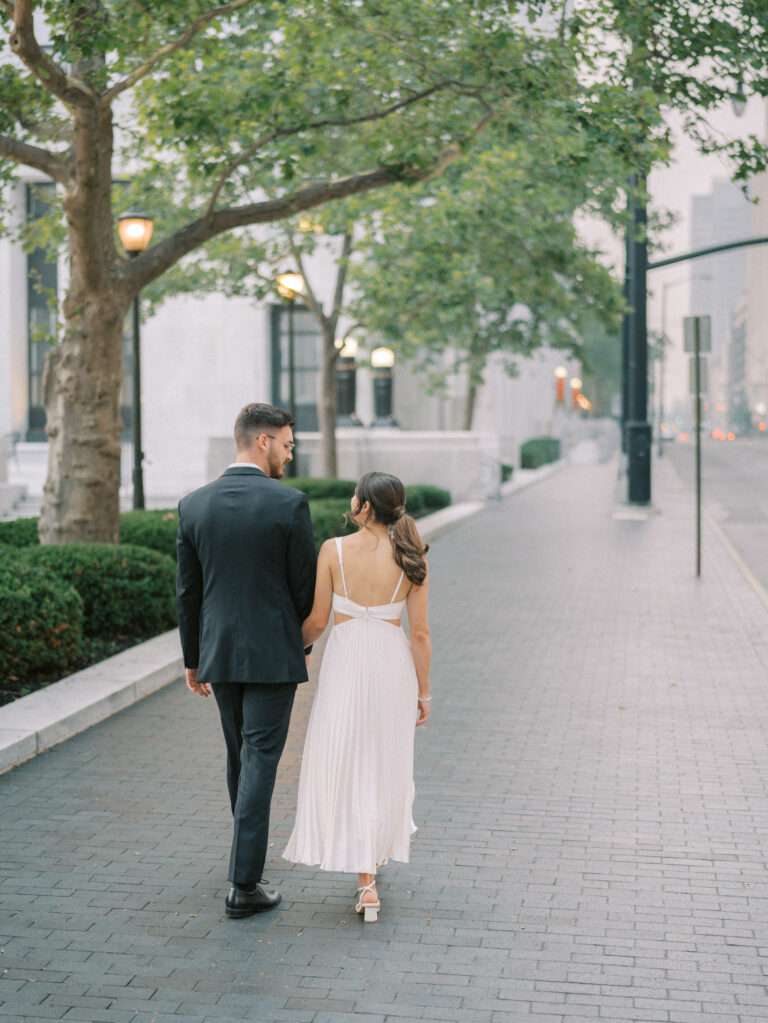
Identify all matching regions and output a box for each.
[185,667,211,697]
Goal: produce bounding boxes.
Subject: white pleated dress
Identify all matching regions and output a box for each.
[283,537,418,874]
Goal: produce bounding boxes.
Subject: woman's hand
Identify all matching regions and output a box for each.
[416,697,431,727]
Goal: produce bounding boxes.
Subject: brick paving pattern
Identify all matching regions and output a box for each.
[4,456,768,1023]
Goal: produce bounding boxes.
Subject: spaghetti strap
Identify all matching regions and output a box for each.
[335,536,349,598]
[390,570,405,603]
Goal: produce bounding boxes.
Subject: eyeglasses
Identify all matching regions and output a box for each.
[264,433,295,452]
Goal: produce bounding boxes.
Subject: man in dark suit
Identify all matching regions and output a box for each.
[176,402,317,918]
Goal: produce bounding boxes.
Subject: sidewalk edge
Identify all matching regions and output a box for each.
[0,631,182,776]
[706,511,768,616]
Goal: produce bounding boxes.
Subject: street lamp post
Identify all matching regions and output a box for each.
[554,365,568,406]
[275,271,304,477]
[117,211,154,510]
[370,347,397,427]
[626,174,652,505]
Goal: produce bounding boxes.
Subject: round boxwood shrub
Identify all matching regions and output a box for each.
[19,543,176,639]
[406,484,452,512]
[310,499,357,547]
[0,559,84,685]
[285,477,357,500]
[520,436,561,469]
[120,508,178,561]
[0,516,39,547]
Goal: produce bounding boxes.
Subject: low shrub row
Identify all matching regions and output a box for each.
[0,510,182,559]
[0,483,450,562]
[0,560,84,685]
[0,544,176,690]
[520,436,561,469]
[287,478,451,516]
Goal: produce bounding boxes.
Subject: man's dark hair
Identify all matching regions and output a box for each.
[234,403,294,449]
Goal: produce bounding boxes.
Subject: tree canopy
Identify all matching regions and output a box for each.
[0,0,766,538]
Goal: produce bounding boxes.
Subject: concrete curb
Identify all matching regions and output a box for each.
[500,459,566,498]
[0,470,563,775]
[0,631,183,775]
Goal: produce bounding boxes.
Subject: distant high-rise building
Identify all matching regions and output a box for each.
[745,101,768,422]
[689,178,752,422]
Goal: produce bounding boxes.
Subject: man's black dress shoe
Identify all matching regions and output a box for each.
[225,883,282,918]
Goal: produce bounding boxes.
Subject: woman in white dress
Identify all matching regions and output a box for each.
[283,471,432,921]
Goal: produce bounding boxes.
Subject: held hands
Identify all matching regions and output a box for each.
[416,696,431,727]
[185,667,211,698]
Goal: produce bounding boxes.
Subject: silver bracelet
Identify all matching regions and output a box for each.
[418,695,432,702]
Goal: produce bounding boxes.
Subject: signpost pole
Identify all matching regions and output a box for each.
[694,318,702,578]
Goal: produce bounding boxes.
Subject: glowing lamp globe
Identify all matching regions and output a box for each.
[370,347,395,369]
[275,271,304,300]
[117,212,154,254]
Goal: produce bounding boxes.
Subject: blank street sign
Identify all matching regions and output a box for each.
[689,355,709,395]
[683,315,712,353]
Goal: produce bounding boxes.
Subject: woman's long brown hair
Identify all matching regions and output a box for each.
[353,472,429,586]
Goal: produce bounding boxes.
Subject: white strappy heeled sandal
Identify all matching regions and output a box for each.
[355,881,380,923]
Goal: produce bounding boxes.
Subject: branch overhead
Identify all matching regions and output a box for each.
[125,109,497,295]
[204,82,453,216]
[9,0,97,105]
[102,0,259,104]
[0,133,69,180]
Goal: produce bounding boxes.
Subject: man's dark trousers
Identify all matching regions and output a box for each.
[212,682,297,889]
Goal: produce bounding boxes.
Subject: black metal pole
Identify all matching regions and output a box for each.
[131,285,145,510]
[626,175,652,505]
[694,318,702,577]
[621,215,632,454]
[287,299,297,478]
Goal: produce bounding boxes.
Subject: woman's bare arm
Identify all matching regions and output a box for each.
[407,566,431,724]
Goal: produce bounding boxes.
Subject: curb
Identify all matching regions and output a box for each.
[706,510,768,616]
[0,631,182,775]
[500,459,565,498]
[0,470,564,775]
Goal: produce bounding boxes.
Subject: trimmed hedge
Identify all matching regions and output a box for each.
[285,477,357,500]
[0,516,38,547]
[520,436,561,469]
[120,508,178,561]
[0,558,84,684]
[0,480,451,566]
[405,484,451,512]
[288,478,451,513]
[310,499,357,547]
[17,543,176,639]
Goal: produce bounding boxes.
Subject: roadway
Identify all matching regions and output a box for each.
[666,436,768,592]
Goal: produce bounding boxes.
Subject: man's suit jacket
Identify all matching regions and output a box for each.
[176,466,317,684]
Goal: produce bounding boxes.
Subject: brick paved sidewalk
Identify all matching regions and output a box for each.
[4,455,768,1023]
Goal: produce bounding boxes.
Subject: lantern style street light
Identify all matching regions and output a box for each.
[370,346,397,427]
[275,270,305,476]
[554,365,568,405]
[570,376,583,411]
[118,211,154,510]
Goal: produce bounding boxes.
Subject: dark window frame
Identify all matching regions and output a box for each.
[270,302,322,432]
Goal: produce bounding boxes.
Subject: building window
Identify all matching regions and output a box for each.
[270,304,322,431]
[26,184,57,440]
